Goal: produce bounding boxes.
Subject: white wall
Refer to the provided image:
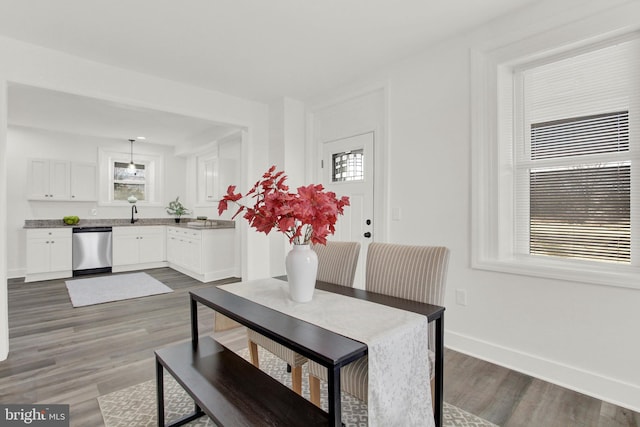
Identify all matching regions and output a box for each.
[268,97,307,276]
[309,0,640,412]
[0,35,271,360]
[0,82,8,360]
[6,126,187,278]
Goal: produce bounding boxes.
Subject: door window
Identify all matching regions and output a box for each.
[332,149,364,182]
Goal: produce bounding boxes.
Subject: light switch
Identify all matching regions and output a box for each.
[455,289,467,306]
[392,207,401,221]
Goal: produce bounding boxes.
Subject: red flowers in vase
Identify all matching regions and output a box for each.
[218,166,349,245]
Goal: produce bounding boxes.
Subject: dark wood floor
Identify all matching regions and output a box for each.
[1,268,638,426]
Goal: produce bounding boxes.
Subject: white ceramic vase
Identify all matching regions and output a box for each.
[285,244,318,302]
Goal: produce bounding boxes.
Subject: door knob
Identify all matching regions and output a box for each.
[364,232,372,238]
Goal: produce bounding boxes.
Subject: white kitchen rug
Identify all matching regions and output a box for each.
[65,272,173,307]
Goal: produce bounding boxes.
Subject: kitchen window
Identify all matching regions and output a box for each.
[98,148,163,206]
[472,32,640,289]
[113,162,146,201]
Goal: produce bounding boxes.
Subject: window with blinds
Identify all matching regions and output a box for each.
[516,36,638,265]
[530,112,629,159]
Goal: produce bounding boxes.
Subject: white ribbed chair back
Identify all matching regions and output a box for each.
[312,241,361,288]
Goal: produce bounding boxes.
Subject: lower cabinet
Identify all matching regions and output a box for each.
[166,226,236,282]
[112,226,166,272]
[25,228,72,282]
[23,224,236,283]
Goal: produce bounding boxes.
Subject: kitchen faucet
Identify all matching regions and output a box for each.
[131,204,138,224]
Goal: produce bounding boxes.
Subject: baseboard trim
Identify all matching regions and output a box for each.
[24,270,72,283]
[446,331,640,413]
[8,268,25,280]
[112,261,168,273]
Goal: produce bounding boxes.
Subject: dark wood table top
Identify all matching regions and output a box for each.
[190,285,368,369]
[313,280,445,322]
[191,278,446,427]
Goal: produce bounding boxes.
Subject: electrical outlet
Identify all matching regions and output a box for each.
[91,208,97,216]
[455,289,467,306]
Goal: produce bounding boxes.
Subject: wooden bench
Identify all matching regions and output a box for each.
[155,336,329,427]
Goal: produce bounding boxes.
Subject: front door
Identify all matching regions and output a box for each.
[322,132,374,289]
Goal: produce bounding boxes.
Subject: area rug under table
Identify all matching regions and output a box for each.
[65,272,173,307]
[98,347,497,427]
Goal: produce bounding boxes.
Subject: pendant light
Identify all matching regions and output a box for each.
[128,139,136,170]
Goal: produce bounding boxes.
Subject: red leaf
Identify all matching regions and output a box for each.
[217,200,228,215]
[217,166,349,244]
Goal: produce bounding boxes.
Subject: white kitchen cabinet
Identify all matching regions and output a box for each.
[197,152,219,204]
[25,228,72,282]
[27,159,70,200]
[112,226,166,272]
[27,159,97,201]
[70,162,97,201]
[166,226,236,282]
[166,227,201,272]
[195,136,241,206]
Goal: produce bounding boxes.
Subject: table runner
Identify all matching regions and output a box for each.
[221,278,434,427]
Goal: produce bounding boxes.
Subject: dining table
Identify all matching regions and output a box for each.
[190,277,445,427]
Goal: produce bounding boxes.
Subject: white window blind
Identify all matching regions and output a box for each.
[515,37,640,265]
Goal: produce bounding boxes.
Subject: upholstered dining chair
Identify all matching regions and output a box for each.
[247,241,361,395]
[308,242,450,407]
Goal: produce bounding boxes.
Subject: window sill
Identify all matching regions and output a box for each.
[472,256,640,290]
[98,201,163,207]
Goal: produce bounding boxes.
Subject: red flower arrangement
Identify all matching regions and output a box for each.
[218,166,350,245]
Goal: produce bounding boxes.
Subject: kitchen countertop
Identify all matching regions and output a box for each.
[24,218,235,229]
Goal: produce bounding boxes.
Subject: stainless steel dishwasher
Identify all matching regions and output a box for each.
[72,226,113,276]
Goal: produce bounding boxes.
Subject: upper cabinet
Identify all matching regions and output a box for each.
[196,133,241,205]
[70,162,98,201]
[27,159,69,200]
[198,152,219,203]
[27,158,97,201]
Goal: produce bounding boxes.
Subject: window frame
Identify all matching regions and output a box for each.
[98,148,164,206]
[113,161,148,202]
[471,28,640,290]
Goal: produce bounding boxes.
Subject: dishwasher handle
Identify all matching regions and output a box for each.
[72,226,113,233]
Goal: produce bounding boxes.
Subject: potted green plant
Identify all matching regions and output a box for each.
[166,197,191,223]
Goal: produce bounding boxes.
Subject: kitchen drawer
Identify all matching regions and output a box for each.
[113,226,165,237]
[167,227,182,236]
[172,228,201,240]
[26,228,72,239]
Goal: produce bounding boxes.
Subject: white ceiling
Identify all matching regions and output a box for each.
[0,0,540,146]
[7,83,239,148]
